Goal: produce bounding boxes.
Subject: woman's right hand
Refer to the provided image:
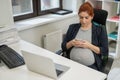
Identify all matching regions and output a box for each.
[72,39,84,48]
[66,39,84,49]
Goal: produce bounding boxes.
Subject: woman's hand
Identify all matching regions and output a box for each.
[67,39,100,54]
[77,40,91,48]
[66,39,89,48]
[72,39,85,48]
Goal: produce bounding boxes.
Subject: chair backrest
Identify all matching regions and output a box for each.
[93,9,108,25]
[93,9,110,72]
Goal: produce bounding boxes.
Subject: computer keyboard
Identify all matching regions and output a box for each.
[0,45,25,68]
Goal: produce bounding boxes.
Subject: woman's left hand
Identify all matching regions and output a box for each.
[78,40,91,48]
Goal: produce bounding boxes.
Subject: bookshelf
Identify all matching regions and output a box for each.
[85,0,120,59]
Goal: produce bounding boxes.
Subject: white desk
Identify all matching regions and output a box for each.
[0,40,107,80]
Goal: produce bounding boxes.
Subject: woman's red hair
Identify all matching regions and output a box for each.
[78,2,94,16]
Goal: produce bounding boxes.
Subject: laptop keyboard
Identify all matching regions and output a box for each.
[0,45,25,68]
[56,69,63,76]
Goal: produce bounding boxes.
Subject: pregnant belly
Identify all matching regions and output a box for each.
[70,47,95,66]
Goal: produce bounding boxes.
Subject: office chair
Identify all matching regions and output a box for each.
[93,9,114,74]
[94,9,114,74]
[56,9,114,74]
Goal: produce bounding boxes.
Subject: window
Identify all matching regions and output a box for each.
[11,0,62,21]
[41,0,60,11]
[12,0,37,21]
[38,0,62,15]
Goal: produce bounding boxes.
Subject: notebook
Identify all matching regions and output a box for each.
[21,50,69,80]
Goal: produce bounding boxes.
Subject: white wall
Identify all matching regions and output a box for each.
[0,0,14,27]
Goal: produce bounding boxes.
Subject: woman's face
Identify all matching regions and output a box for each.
[79,11,93,27]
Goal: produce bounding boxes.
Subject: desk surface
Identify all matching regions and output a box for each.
[0,40,107,80]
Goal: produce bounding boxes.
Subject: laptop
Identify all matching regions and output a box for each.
[21,50,69,80]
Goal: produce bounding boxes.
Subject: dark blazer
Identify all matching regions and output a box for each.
[62,22,108,71]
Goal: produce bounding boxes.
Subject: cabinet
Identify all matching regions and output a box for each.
[85,0,120,59]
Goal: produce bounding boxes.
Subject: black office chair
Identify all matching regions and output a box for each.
[56,9,114,74]
[93,9,114,74]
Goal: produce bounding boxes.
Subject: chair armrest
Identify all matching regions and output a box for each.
[56,50,63,55]
[102,57,114,74]
[56,50,68,57]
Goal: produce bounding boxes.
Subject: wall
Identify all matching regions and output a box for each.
[0,0,13,27]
